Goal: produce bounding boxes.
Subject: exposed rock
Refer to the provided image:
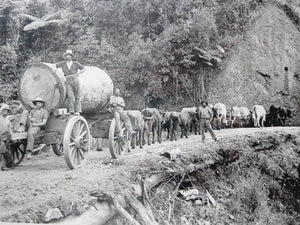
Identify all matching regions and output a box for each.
[43,208,63,222]
[73,201,90,216]
[88,196,98,206]
[58,200,74,217]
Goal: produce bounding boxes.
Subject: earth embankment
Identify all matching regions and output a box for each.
[0,127,299,224]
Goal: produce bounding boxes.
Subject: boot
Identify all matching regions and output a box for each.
[26,150,32,160]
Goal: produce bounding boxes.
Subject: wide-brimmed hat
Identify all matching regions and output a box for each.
[63,49,74,59]
[200,100,208,105]
[32,97,45,105]
[0,104,10,112]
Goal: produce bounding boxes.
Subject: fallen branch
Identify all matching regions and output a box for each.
[206,190,217,206]
[110,195,141,225]
[256,70,271,78]
[138,176,168,225]
[168,171,187,222]
[125,192,159,225]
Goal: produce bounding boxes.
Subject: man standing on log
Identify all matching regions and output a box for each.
[198,100,217,143]
[109,88,133,147]
[0,104,13,171]
[55,50,86,115]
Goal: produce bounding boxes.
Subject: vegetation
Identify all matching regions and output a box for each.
[0,0,264,106]
[147,133,300,225]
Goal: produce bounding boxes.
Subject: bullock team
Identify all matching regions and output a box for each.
[124,103,293,149]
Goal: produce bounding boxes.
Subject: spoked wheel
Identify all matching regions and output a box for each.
[63,116,91,169]
[51,144,63,156]
[109,118,129,159]
[11,142,26,167]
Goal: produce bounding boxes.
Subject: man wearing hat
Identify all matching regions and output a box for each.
[24,97,49,159]
[198,100,217,142]
[0,104,13,170]
[54,49,86,115]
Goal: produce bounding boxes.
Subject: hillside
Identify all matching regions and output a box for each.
[207,2,300,124]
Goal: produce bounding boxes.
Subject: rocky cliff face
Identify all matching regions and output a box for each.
[207,3,300,124]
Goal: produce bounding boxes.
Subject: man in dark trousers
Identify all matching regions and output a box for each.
[198,100,217,143]
[55,50,86,115]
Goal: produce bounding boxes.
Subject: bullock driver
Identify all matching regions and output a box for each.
[0,104,13,171]
[109,88,133,142]
[24,97,49,159]
[198,100,217,143]
[55,50,86,115]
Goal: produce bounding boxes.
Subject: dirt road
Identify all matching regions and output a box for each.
[0,127,299,223]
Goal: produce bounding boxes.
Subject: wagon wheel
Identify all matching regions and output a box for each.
[109,118,129,159]
[63,116,91,169]
[11,142,26,167]
[51,144,63,156]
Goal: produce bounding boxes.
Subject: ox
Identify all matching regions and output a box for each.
[179,110,190,138]
[181,107,199,135]
[141,108,162,145]
[230,106,251,128]
[161,112,171,139]
[212,103,227,130]
[269,105,292,126]
[252,105,266,128]
[126,110,144,149]
[169,112,180,141]
[279,107,292,125]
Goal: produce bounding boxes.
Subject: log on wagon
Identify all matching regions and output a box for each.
[9,62,129,169]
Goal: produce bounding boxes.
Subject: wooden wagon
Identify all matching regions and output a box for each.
[8,63,130,169]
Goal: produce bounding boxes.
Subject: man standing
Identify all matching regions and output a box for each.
[198,100,217,143]
[24,97,49,159]
[0,104,13,171]
[109,88,133,144]
[55,50,86,115]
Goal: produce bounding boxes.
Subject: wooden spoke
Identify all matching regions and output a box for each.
[12,143,26,166]
[109,118,129,159]
[63,116,91,169]
[78,149,84,159]
[82,139,88,143]
[79,122,85,134]
[79,130,87,139]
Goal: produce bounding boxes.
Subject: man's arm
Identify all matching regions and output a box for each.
[112,98,125,108]
[52,62,63,74]
[8,120,13,134]
[209,108,214,122]
[109,96,116,107]
[117,98,125,108]
[32,118,47,127]
[31,110,49,127]
[75,62,86,75]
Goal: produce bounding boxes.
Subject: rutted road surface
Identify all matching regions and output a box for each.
[0,127,299,223]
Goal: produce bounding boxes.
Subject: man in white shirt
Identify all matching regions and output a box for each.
[109,88,133,142]
[198,100,217,142]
